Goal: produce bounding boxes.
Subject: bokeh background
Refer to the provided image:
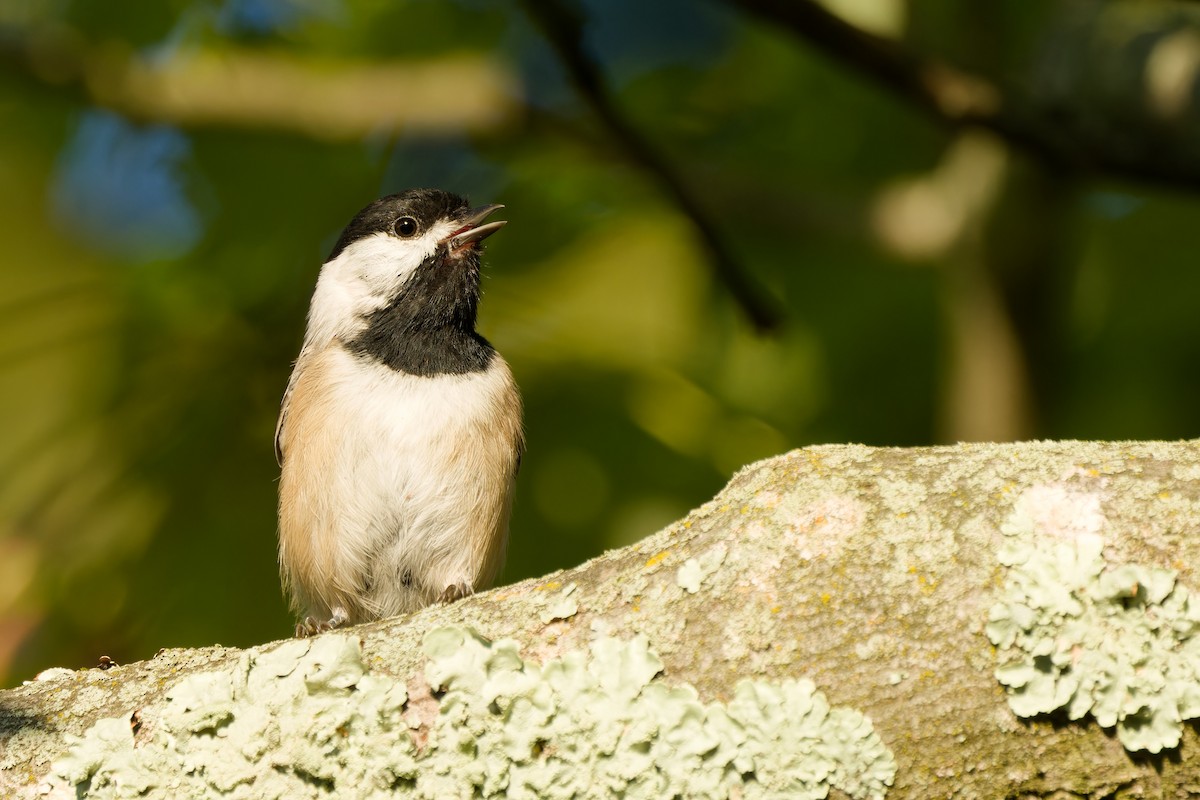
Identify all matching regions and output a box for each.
[3,0,1200,686]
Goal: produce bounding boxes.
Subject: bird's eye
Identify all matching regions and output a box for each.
[393,216,419,238]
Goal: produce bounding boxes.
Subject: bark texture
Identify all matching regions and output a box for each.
[3,440,1200,798]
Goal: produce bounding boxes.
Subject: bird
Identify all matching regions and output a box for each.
[275,188,523,636]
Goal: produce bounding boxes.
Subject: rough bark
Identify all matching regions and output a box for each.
[3,440,1200,798]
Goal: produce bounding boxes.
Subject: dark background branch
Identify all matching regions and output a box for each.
[520,0,784,332]
[725,0,1200,191]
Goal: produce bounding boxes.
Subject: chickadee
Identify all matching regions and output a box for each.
[275,188,523,635]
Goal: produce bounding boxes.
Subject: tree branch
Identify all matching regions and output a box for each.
[5,440,1200,797]
[0,24,518,139]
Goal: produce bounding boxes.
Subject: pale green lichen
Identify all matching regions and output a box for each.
[45,635,414,799]
[538,582,579,624]
[677,558,707,593]
[43,628,895,799]
[988,487,1200,753]
[676,544,727,594]
[421,626,894,799]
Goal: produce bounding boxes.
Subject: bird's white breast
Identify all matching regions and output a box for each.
[277,343,521,621]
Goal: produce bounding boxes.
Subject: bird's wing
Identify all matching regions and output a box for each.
[275,342,312,466]
[513,428,525,477]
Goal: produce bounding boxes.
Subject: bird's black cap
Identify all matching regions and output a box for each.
[326,188,471,263]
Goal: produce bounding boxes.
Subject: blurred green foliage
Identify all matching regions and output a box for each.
[1,0,1198,686]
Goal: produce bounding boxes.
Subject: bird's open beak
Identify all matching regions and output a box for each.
[446,204,507,252]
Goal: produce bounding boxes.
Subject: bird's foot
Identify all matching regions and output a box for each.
[439,581,475,604]
[294,607,349,638]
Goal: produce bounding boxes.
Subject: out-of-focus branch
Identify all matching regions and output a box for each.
[520,0,783,332]
[724,1,1018,142]
[0,25,518,140]
[725,0,1200,190]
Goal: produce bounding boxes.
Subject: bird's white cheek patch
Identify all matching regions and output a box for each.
[325,233,430,292]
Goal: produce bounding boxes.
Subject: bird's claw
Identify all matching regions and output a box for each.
[439,581,475,604]
[294,608,349,638]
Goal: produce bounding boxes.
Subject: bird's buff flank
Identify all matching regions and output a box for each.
[276,189,523,636]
